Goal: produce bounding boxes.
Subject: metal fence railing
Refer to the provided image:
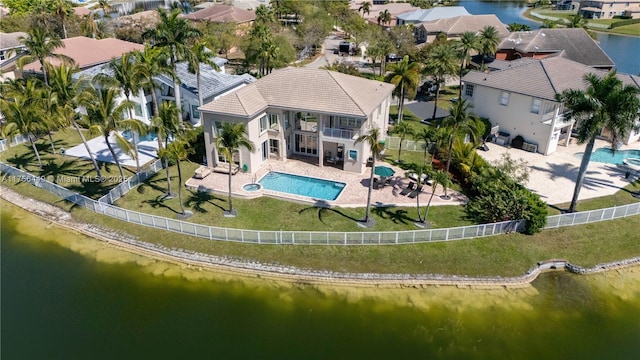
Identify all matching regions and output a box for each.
[98,159,163,204]
[3,161,639,245]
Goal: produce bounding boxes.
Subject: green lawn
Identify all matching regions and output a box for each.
[0,130,136,199]
[115,160,473,231]
[525,8,640,36]
[548,180,640,214]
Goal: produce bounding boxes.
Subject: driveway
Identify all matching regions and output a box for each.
[404,100,450,122]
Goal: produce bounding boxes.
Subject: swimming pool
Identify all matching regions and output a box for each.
[258,172,346,201]
[575,148,640,165]
[122,130,157,143]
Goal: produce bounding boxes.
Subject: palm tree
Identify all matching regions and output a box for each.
[133,45,172,122]
[18,28,70,86]
[52,0,74,39]
[215,123,255,216]
[47,64,103,178]
[556,71,640,212]
[567,14,587,29]
[96,52,146,173]
[0,82,47,168]
[158,139,193,217]
[414,127,436,164]
[355,127,385,227]
[377,10,391,27]
[359,1,371,16]
[423,42,458,121]
[441,99,480,174]
[186,40,221,111]
[384,56,420,124]
[478,26,500,67]
[455,31,480,97]
[413,163,432,224]
[421,170,451,225]
[82,86,139,182]
[390,121,414,161]
[149,101,182,197]
[143,8,202,122]
[98,0,112,18]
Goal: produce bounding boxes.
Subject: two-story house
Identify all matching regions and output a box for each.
[579,0,640,19]
[461,56,640,155]
[199,68,395,175]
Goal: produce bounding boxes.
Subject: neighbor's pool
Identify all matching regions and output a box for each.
[258,172,346,201]
[575,148,640,165]
[122,130,157,143]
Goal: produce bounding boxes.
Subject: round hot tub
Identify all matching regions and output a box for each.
[242,183,262,192]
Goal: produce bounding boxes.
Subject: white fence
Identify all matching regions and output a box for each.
[385,136,427,152]
[98,159,164,204]
[0,135,29,152]
[2,161,639,245]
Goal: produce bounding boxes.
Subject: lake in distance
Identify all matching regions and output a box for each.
[2,202,639,359]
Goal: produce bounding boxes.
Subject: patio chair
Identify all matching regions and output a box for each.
[407,185,423,199]
[373,177,380,190]
[400,182,415,196]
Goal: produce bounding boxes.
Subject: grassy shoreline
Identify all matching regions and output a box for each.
[522,8,640,36]
[2,180,639,277]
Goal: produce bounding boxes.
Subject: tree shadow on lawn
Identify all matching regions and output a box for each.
[185,189,226,213]
[298,200,359,224]
[4,151,37,170]
[372,206,412,224]
[137,172,176,195]
[143,195,180,214]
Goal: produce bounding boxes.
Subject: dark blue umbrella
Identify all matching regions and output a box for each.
[374,166,395,177]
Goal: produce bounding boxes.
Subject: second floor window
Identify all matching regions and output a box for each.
[465,84,475,97]
[530,99,542,114]
[500,91,510,106]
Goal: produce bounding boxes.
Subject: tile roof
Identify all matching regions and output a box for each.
[75,58,255,102]
[200,68,396,118]
[0,32,27,51]
[22,36,144,72]
[416,14,509,36]
[396,6,470,22]
[182,4,256,23]
[169,62,256,101]
[462,57,612,101]
[498,28,614,69]
[350,2,420,23]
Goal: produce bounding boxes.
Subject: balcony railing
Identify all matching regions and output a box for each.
[322,127,360,140]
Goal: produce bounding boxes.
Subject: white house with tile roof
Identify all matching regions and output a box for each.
[461,56,640,155]
[414,14,509,44]
[199,68,396,175]
[76,57,255,126]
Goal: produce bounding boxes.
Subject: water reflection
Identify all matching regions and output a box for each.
[1,203,639,359]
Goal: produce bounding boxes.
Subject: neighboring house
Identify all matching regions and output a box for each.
[461,56,640,155]
[199,68,395,175]
[579,0,640,19]
[414,14,509,44]
[181,4,256,25]
[349,2,420,26]
[396,6,470,26]
[155,60,256,125]
[21,36,144,76]
[496,28,615,70]
[73,6,91,17]
[0,32,27,79]
[76,57,255,126]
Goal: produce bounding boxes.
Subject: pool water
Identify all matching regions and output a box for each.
[122,130,157,143]
[258,172,346,201]
[242,184,262,192]
[576,148,640,165]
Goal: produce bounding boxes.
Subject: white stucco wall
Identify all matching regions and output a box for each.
[464,85,560,154]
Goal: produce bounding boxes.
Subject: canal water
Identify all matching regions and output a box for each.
[459,0,640,75]
[2,202,639,359]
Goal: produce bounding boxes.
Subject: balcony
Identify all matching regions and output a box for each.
[322,127,360,140]
[542,111,573,130]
